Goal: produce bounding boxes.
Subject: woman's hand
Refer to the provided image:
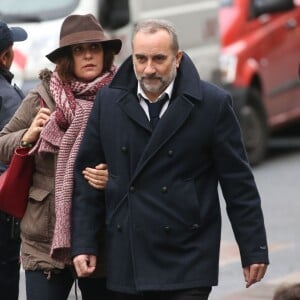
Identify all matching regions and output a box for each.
[83,163,108,190]
[22,107,51,143]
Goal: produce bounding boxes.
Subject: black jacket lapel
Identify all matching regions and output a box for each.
[132,96,194,180]
[118,94,152,132]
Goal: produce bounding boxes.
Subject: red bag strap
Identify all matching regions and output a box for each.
[39,96,46,108]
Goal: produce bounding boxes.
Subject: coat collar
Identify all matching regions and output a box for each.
[110,52,204,179]
[112,52,204,133]
[0,67,14,83]
[132,95,194,178]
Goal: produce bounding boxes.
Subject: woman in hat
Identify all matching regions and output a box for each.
[0,20,27,300]
[0,14,122,299]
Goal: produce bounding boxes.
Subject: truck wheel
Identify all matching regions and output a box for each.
[239,90,268,165]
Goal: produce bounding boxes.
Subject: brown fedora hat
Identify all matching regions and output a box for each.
[46,14,122,63]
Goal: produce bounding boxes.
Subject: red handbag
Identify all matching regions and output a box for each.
[0,147,34,219]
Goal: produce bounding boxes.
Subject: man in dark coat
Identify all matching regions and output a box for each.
[71,19,269,300]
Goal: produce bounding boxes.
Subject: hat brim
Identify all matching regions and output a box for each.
[10,27,28,42]
[46,39,122,63]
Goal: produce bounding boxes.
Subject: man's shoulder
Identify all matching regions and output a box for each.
[97,84,129,102]
[201,80,233,109]
[200,79,230,99]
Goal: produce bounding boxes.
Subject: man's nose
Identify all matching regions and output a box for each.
[144,61,156,74]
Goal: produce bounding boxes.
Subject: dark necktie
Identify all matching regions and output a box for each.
[146,95,168,129]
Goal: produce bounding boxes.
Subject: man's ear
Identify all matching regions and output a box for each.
[0,50,6,67]
[176,50,183,68]
[0,48,13,69]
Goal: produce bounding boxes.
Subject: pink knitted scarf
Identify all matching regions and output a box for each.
[31,67,116,263]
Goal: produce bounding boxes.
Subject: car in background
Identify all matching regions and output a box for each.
[219,0,300,165]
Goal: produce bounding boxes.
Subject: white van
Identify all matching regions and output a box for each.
[1,0,220,93]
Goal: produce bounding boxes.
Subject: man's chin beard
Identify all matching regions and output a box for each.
[141,83,162,95]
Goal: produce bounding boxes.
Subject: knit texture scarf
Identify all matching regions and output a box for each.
[31,67,116,263]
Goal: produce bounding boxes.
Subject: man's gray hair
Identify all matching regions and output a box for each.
[131,19,180,53]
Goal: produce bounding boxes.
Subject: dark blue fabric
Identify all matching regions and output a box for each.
[72,53,269,293]
[0,21,27,53]
[25,269,111,300]
[0,67,25,299]
[0,69,24,131]
[0,67,25,300]
[145,95,168,129]
[0,217,20,300]
[25,269,74,300]
[111,287,212,300]
[79,277,113,299]
[0,69,24,175]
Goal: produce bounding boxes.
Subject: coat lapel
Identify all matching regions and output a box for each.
[111,52,204,182]
[132,96,194,181]
[118,94,152,132]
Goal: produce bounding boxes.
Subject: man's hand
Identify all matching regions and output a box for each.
[243,263,268,288]
[73,254,97,277]
[83,163,108,190]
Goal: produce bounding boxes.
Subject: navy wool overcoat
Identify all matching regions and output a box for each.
[71,53,269,294]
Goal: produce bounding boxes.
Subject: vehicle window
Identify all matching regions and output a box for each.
[220,0,233,7]
[0,0,79,22]
[99,0,129,30]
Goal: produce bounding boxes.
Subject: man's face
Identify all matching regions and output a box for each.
[132,29,182,101]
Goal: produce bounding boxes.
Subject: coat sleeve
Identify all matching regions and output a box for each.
[0,92,40,163]
[71,92,106,257]
[212,92,269,267]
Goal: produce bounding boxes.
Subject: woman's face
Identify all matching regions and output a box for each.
[71,42,104,82]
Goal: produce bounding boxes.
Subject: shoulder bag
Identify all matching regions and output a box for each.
[0,146,34,219]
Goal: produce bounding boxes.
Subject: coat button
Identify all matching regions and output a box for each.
[167,150,174,157]
[129,186,135,192]
[190,223,200,230]
[161,186,168,193]
[121,146,127,153]
[163,225,171,233]
[116,224,122,231]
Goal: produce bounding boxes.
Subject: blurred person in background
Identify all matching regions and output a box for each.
[0,14,121,300]
[0,20,27,300]
[71,19,269,300]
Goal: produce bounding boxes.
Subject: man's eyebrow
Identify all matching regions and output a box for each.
[153,54,167,58]
[135,53,167,58]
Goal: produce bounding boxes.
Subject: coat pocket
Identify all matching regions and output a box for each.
[21,187,52,242]
[28,186,50,201]
[167,178,202,227]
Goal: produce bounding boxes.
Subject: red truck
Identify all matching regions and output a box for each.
[219,0,300,165]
